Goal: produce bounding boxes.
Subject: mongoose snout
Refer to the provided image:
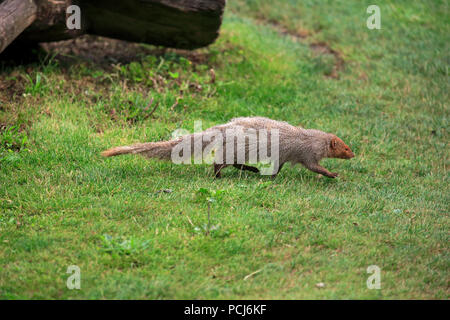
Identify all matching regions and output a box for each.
[329,136,355,159]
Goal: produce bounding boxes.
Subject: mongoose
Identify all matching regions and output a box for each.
[101,117,354,178]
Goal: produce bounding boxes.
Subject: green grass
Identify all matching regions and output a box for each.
[0,1,448,299]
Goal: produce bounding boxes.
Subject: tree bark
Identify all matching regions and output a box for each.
[0,0,225,53]
[0,0,37,53]
[19,0,85,43]
[81,0,225,49]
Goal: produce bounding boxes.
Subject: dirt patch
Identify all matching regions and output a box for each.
[266,19,310,40]
[0,76,25,102]
[41,36,148,66]
[40,35,211,68]
[309,42,344,79]
[254,18,344,79]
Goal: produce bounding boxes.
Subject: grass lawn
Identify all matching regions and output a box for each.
[0,0,448,299]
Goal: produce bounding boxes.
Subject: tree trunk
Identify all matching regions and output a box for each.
[0,0,226,54]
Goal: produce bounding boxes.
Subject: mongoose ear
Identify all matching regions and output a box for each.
[330,138,337,150]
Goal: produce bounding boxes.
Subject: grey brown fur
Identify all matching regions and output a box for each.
[101,117,355,178]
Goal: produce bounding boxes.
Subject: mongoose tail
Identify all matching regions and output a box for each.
[101,141,176,160]
[101,146,138,157]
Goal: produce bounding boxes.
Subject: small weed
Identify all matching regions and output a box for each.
[0,125,28,161]
[195,188,226,236]
[193,223,232,238]
[100,234,151,256]
[23,73,48,96]
[106,92,158,124]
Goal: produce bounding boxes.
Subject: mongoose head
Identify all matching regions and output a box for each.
[329,136,355,159]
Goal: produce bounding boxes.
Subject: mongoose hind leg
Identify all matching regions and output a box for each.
[213,163,228,179]
[233,164,259,173]
[305,163,338,178]
[271,162,285,179]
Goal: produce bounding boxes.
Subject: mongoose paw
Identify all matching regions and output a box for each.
[329,172,339,178]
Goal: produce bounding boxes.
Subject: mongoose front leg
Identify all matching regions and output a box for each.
[233,164,259,173]
[306,163,338,178]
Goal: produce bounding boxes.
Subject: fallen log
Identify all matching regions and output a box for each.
[0,0,38,53]
[0,0,226,54]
